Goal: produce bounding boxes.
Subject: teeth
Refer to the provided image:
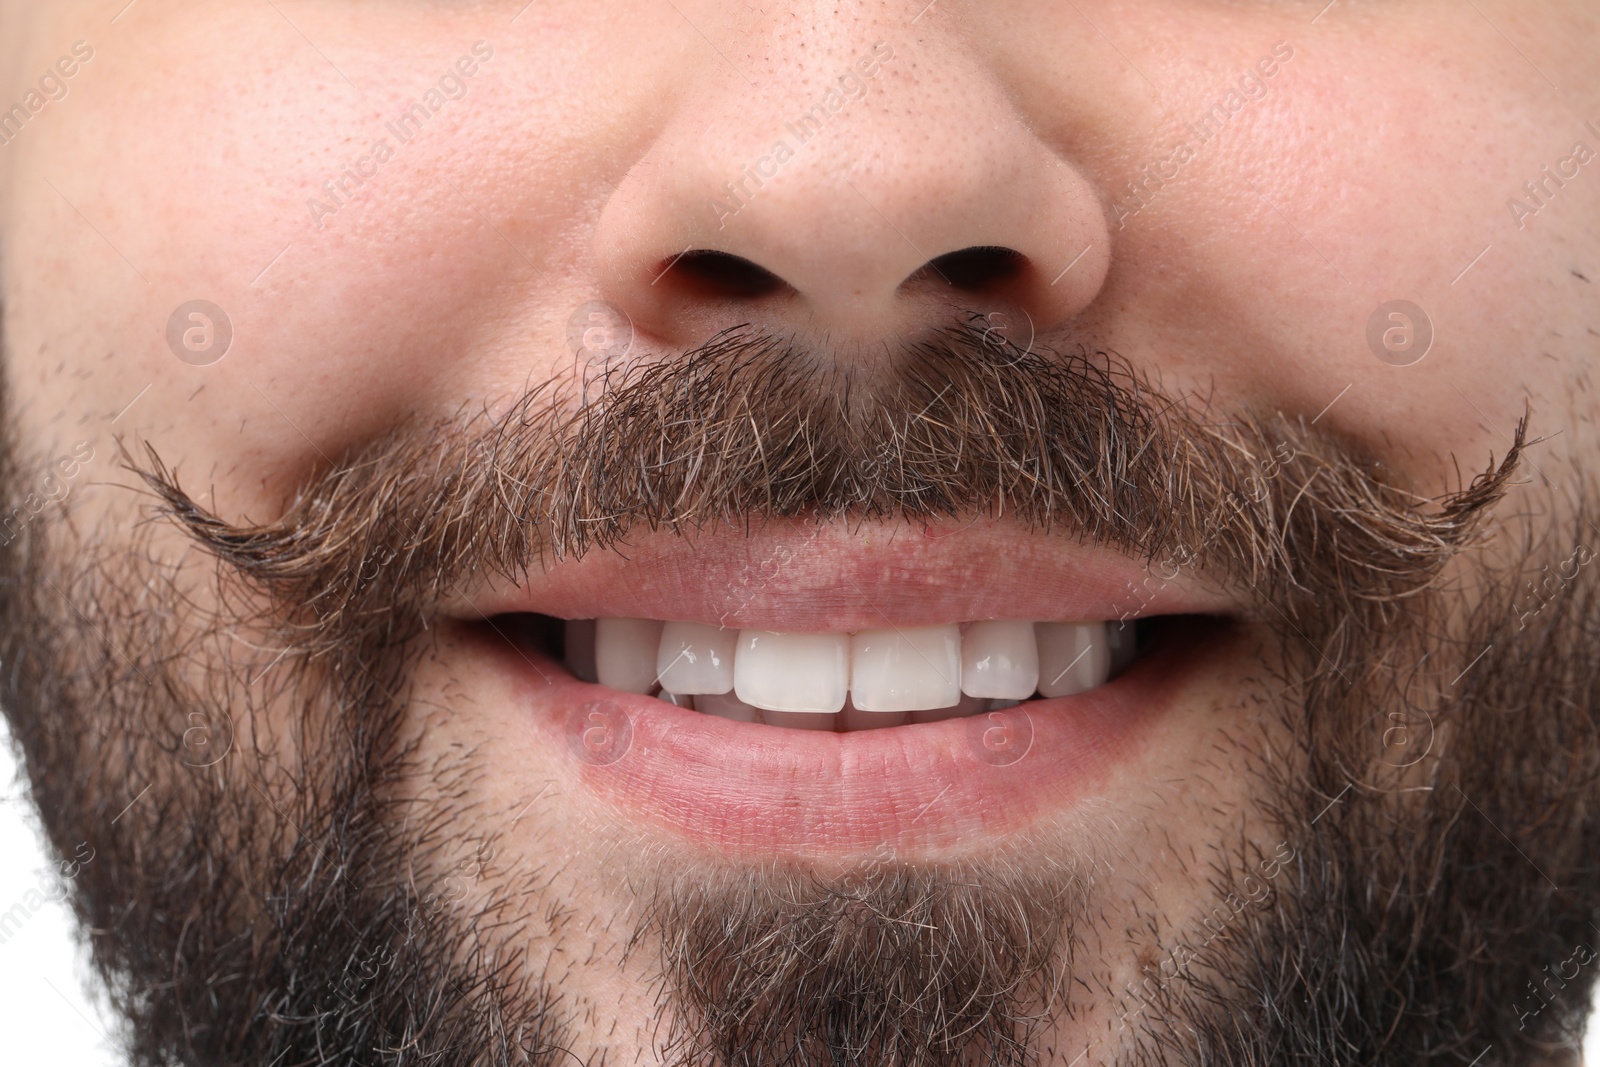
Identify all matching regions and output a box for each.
[761,710,839,731]
[1035,621,1111,698]
[1106,621,1138,677]
[594,617,665,694]
[849,624,961,713]
[960,621,1039,700]
[696,689,763,723]
[909,691,988,724]
[733,630,849,714]
[656,621,737,695]
[838,694,907,731]
[563,619,599,684]
[572,615,1141,727]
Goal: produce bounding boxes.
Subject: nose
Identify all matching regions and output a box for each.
[591,22,1111,355]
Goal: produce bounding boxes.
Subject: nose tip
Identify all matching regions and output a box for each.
[590,36,1112,354]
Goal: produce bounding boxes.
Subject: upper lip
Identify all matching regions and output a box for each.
[443,517,1241,630]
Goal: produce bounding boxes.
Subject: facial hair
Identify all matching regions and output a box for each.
[2,319,1596,1067]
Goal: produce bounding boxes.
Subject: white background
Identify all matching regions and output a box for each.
[0,725,1594,1065]
[0,728,119,1066]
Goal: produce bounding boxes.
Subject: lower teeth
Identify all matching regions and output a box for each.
[652,687,1067,731]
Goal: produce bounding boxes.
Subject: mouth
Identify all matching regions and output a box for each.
[501,613,1160,731]
[446,520,1243,857]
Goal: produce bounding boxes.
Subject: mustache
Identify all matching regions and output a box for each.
[134,319,1526,641]
[17,320,1586,1067]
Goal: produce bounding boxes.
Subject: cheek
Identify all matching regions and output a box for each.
[2,6,571,517]
[1118,23,1586,478]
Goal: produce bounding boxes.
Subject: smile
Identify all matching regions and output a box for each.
[451,520,1241,855]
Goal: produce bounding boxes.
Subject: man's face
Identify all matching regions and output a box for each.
[2,1,1599,1064]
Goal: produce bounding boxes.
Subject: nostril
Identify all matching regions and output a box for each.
[915,245,1027,292]
[666,250,790,300]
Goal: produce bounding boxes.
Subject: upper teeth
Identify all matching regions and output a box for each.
[567,617,1134,725]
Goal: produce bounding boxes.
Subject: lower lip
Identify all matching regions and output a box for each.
[494,623,1210,857]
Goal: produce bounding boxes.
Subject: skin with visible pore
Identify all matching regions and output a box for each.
[0,1,1598,1065]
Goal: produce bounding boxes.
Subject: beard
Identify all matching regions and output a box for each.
[2,319,1598,1067]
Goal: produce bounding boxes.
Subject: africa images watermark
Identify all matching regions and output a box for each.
[0,840,95,949]
[1112,40,1295,230]
[706,40,895,229]
[1506,120,1600,231]
[0,439,95,548]
[307,40,496,231]
[1514,941,1596,1032]
[0,38,94,148]
[1513,541,1594,629]
[1113,840,1299,1031]
[1111,440,1299,626]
